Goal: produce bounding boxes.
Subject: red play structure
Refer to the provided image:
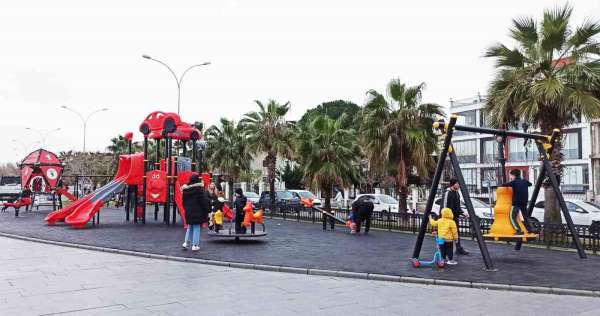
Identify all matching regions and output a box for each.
[2,149,75,216]
[45,111,206,228]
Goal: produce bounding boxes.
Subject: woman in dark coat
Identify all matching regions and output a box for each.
[233,188,247,234]
[181,174,210,251]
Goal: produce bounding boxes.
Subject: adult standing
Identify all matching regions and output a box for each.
[233,188,247,234]
[505,169,534,234]
[353,198,374,234]
[181,174,210,251]
[441,179,469,255]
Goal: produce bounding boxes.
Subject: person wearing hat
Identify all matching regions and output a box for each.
[442,178,469,255]
[233,188,247,234]
[181,174,210,251]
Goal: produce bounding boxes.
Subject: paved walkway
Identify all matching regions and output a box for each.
[2,208,600,291]
[1,237,598,316]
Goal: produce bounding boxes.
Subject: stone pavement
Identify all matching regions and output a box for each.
[2,207,600,291]
[1,237,599,316]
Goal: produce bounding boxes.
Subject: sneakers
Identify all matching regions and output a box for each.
[182,242,188,250]
[191,245,200,251]
[446,260,458,265]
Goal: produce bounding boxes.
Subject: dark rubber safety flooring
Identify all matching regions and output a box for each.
[1,207,599,291]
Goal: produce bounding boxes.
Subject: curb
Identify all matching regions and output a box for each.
[0,232,598,298]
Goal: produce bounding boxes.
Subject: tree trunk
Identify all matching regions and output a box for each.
[396,157,408,213]
[228,179,234,202]
[323,184,332,213]
[397,185,409,213]
[267,152,277,205]
[541,125,563,225]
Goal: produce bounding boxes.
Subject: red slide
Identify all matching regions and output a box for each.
[174,171,194,228]
[56,188,77,202]
[45,153,144,227]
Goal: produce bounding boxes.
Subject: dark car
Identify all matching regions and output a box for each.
[258,190,301,207]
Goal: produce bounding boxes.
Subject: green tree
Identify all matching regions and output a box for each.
[241,100,295,204]
[359,79,444,212]
[297,114,361,212]
[278,162,304,189]
[484,4,600,223]
[299,100,360,128]
[205,118,251,200]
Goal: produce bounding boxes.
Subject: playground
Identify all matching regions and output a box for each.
[3,111,600,295]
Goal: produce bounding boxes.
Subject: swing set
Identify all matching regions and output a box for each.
[412,115,587,271]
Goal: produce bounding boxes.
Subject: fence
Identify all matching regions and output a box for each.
[254,202,600,254]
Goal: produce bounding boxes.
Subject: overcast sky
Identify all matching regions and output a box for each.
[1,0,599,164]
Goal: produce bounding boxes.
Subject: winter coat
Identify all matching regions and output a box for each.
[182,183,210,225]
[442,188,463,220]
[234,195,247,214]
[430,208,458,241]
[352,200,374,222]
[506,178,532,207]
[214,209,223,225]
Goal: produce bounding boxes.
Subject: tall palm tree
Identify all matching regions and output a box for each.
[484,4,600,223]
[205,118,251,200]
[241,100,295,204]
[359,79,444,213]
[297,114,361,212]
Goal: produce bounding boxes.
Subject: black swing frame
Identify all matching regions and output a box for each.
[411,115,587,270]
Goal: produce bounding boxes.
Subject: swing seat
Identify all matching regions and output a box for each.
[483,187,538,242]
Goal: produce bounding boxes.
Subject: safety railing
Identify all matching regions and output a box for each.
[255,202,600,254]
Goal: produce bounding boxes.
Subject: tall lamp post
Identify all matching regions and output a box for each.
[142,54,210,115]
[60,106,109,152]
[24,127,61,148]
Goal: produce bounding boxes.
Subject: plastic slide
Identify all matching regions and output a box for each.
[45,153,144,228]
[64,178,127,228]
[56,188,77,202]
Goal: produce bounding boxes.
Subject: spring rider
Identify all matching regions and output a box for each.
[484,186,537,242]
[242,202,264,234]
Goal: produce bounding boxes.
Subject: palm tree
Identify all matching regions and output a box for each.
[241,100,295,204]
[484,4,600,223]
[205,118,251,200]
[359,79,444,213]
[297,114,361,212]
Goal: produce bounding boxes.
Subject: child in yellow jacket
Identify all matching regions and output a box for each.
[429,208,459,265]
[214,209,223,233]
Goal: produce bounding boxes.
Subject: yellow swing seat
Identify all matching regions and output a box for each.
[483,186,538,242]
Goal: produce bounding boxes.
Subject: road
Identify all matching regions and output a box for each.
[0,237,598,316]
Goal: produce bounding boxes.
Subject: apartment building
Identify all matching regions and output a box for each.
[450,95,592,200]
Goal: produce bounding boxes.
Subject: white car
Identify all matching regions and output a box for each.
[432,197,492,220]
[243,191,260,204]
[288,190,322,206]
[531,199,600,226]
[352,194,399,215]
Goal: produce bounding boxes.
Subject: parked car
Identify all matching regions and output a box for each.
[243,191,260,204]
[258,190,301,206]
[288,190,322,206]
[432,197,492,220]
[351,194,399,216]
[531,199,600,226]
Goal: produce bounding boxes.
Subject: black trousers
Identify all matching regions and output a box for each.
[440,241,454,260]
[512,203,533,232]
[355,211,372,233]
[322,211,335,230]
[235,211,246,233]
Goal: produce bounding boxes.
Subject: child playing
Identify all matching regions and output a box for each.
[214,208,223,233]
[429,208,459,265]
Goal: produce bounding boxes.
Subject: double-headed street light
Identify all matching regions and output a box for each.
[60,106,109,152]
[142,54,211,115]
[24,127,61,148]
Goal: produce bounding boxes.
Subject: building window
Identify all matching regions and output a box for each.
[481,138,497,163]
[454,110,477,135]
[453,140,477,163]
[480,112,491,128]
[562,164,589,193]
[508,138,537,162]
[481,167,499,191]
[561,131,580,160]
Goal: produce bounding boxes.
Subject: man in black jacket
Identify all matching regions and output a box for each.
[234,188,247,234]
[442,178,469,255]
[354,198,374,234]
[506,169,534,234]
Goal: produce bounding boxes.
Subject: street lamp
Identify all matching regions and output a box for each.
[60,106,109,152]
[24,127,61,148]
[142,54,211,115]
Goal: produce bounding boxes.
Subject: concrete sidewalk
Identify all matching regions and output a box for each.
[0,237,598,316]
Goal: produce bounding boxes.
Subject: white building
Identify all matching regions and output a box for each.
[450,95,592,200]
